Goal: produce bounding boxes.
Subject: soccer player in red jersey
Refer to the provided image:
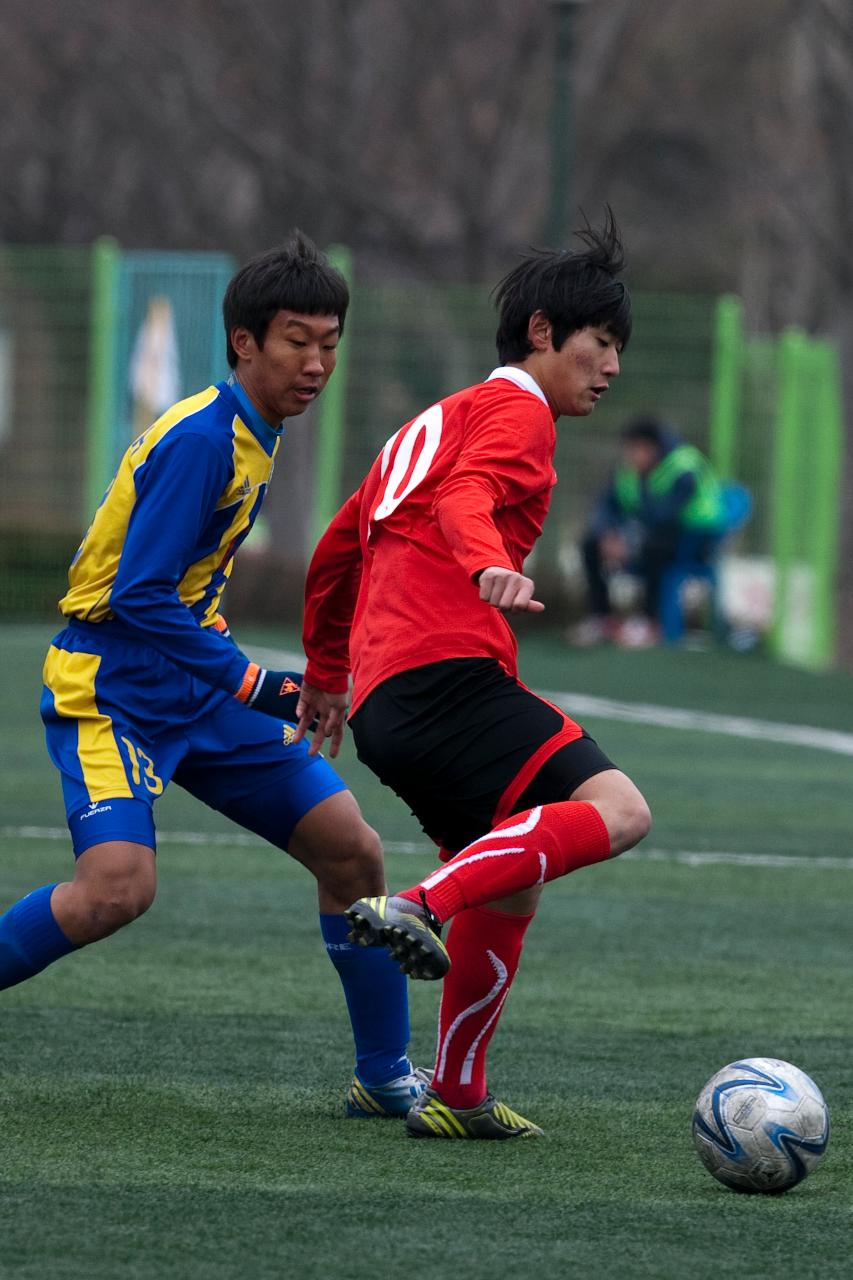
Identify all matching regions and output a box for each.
[296,213,651,1138]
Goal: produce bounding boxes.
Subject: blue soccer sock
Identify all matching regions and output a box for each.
[320,912,411,1086]
[0,884,78,990]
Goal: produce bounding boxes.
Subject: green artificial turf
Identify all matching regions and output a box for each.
[1,624,852,1278]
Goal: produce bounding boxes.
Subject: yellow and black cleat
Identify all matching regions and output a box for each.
[344,894,450,981]
[346,1066,432,1118]
[406,1088,544,1139]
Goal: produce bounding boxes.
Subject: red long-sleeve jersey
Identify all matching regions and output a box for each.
[303,367,557,713]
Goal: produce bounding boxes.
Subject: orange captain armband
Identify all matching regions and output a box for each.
[234,662,262,704]
[212,614,230,635]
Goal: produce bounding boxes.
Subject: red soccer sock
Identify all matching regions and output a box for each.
[399,800,611,923]
[432,905,533,1110]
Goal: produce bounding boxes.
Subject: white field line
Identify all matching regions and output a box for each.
[252,645,853,758]
[621,848,853,871]
[0,824,423,857]
[542,690,853,757]
[2,826,852,871]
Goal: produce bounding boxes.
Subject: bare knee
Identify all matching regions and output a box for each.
[53,841,157,946]
[319,822,385,901]
[76,875,156,941]
[289,792,388,910]
[572,771,652,856]
[94,878,155,928]
[607,792,652,854]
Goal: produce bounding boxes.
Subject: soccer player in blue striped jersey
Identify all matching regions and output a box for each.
[0,232,426,1119]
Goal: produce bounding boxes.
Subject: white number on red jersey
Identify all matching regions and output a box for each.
[373,403,443,522]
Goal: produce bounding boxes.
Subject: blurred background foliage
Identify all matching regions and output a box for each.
[0,0,851,660]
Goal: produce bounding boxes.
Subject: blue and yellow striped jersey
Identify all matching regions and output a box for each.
[59,379,280,695]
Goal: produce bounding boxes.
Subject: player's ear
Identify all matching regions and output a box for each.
[527,310,553,353]
[230,326,257,362]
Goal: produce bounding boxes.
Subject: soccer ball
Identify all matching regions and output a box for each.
[692,1057,830,1194]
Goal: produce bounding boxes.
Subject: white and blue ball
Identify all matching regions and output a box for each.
[692,1057,829,1194]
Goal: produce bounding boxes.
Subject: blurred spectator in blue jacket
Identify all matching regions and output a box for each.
[572,417,726,647]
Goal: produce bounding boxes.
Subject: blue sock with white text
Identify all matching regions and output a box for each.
[320,912,411,1086]
[0,884,77,990]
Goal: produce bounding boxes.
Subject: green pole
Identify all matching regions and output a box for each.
[310,244,353,552]
[810,339,843,668]
[85,236,120,521]
[708,294,743,478]
[547,1,584,246]
[769,327,806,661]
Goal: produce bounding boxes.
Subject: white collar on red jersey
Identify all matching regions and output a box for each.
[486,366,549,408]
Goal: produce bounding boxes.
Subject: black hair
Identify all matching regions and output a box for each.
[223,230,349,368]
[493,208,631,364]
[621,416,666,448]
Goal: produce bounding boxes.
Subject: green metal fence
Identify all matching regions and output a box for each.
[87,238,236,511]
[0,241,845,667]
[708,298,844,668]
[769,331,843,668]
[311,245,353,551]
[0,246,92,615]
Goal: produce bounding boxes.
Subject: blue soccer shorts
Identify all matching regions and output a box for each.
[41,622,346,857]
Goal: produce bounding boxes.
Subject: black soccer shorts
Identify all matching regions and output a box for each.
[349,657,617,854]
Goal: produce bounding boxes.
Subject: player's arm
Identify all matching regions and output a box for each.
[432,399,551,613]
[109,433,298,713]
[213,616,308,720]
[296,484,366,755]
[108,432,259,694]
[477,565,544,613]
[110,433,318,717]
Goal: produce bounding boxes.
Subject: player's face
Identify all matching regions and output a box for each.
[531,321,622,417]
[231,310,340,422]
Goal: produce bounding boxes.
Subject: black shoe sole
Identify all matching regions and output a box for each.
[385,922,450,980]
[345,903,450,981]
[345,901,386,947]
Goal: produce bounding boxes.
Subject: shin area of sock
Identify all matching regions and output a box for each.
[432,905,533,1110]
[409,800,612,922]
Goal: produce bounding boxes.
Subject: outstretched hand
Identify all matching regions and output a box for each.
[478,566,545,614]
[292,681,350,758]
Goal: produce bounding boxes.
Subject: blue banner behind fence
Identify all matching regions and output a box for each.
[110,250,235,467]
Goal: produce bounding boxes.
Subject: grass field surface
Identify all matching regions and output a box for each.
[1,623,852,1278]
